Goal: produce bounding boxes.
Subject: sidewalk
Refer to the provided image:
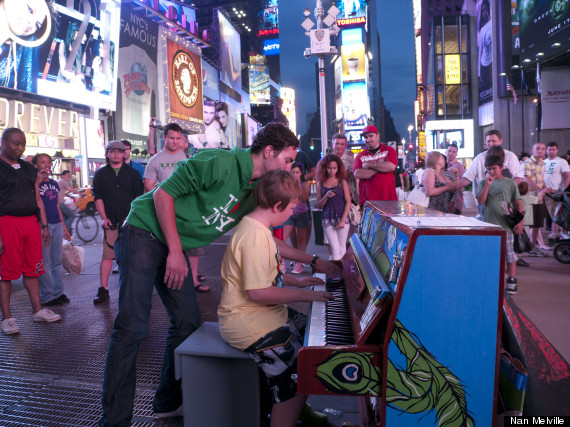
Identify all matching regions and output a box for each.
[0,203,568,425]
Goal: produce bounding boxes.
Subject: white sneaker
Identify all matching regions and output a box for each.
[1,318,20,335]
[291,262,304,274]
[527,247,547,257]
[32,308,62,323]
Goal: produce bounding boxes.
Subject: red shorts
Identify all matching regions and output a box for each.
[0,215,45,280]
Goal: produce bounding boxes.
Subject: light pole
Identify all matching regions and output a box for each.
[301,2,338,159]
[408,123,414,164]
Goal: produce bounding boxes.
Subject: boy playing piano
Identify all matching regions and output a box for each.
[218,170,333,427]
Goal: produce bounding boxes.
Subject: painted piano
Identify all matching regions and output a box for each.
[298,201,506,426]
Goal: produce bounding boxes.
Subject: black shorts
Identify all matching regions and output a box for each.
[244,308,306,403]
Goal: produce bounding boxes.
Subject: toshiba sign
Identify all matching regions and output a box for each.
[337,17,366,27]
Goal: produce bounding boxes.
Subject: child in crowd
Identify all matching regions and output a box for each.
[316,154,351,260]
[218,170,333,427]
[477,147,524,295]
[282,162,311,274]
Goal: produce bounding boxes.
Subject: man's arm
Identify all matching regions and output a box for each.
[154,188,188,289]
[562,171,570,190]
[354,168,377,180]
[363,160,396,173]
[147,118,157,156]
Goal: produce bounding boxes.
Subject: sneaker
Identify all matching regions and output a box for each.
[506,277,518,295]
[291,262,304,274]
[1,318,20,335]
[112,267,119,274]
[154,404,183,418]
[298,404,328,426]
[527,247,547,257]
[302,263,311,268]
[516,258,529,267]
[93,287,110,304]
[32,308,62,323]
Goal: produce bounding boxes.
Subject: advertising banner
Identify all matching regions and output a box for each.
[519,0,570,60]
[218,10,242,93]
[85,118,106,159]
[477,0,493,106]
[445,55,461,84]
[337,0,368,19]
[188,99,240,149]
[281,87,296,135]
[541,67,570,130]
[334,58,343,120]
[258,0,279,32]
[249,65,271,105]
[342,81,369,130]
[167,38,203,124]
[116,2,159,150]
[341,43,366,82]
[0,0,120,110]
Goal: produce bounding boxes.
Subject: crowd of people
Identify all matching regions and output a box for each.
[1,121,568,426]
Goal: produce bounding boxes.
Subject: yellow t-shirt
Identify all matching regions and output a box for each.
[218,216,288,350]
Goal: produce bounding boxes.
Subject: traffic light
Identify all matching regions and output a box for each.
[408,143,414,151]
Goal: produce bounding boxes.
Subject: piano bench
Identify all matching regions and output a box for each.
[174,322,260,427]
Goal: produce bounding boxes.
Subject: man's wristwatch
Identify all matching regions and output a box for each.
[41,225,48,230]
[310,255,320,268]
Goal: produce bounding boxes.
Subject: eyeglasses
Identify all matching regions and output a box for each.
[108,149,124,154]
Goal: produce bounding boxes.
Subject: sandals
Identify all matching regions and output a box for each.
[197,273,207,282]
[194,284,210,293]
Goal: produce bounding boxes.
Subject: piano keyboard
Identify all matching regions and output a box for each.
[305,274,355,347]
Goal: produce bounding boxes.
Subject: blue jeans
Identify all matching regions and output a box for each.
[99,224,200,426]
[59,203,75,234]
[39,222,64,303]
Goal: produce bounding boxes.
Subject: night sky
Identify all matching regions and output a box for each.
[280,1,415,140]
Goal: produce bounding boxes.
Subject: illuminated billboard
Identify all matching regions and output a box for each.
[338,0,368,19]
[218,10,242,93]
[1,0,121,110]
[249,65,270,105]
[263,39,280,56]
[342,81,369,130]
[281,87,296,135]
[341,43,366,82]
[258,0,279,31]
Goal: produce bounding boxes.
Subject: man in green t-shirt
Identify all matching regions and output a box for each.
[99,123,339,425]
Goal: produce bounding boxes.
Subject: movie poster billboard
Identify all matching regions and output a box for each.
[0,0,120,110]
[218,10,241,93]
[249,64,271,104]
[477,0,493,106]
[115,2,159,150]
[166,38,203,125]
[188,99,238,149]
[519,0,570,60]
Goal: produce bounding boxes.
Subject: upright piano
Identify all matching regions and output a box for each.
[298,201,505,426]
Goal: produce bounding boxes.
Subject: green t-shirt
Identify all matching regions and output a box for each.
[127,147,257,249]
[477,177,520,230]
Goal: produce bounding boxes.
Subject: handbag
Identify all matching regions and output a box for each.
[406,186,429,207]
[348,201,361,226]
[62,240,85,275]
[501,202,525,230]
[499,349,528,415]
[513,229,532,253]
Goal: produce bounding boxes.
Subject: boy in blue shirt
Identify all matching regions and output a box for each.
[477,147,524,294]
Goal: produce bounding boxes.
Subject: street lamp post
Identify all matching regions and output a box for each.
[408,123,414,164]
[302,2,338,159]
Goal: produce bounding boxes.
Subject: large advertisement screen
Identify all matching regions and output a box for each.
[338,0,368,19]
[0,0,120,110]
[249,64,270,105]
[519,0,570,61]
[258,0,278,31]
[218,10,241,92]
[477,0,493,106]
[342,81,369,130]
[281,87,296,135]
[115,1,159,150]
[167,38,203,124]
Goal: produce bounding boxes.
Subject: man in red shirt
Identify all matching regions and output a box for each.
[353,125,398,204]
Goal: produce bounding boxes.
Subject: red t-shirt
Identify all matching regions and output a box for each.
[354,145,398,204]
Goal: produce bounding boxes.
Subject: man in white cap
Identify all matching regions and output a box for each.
[353,125,398,204]
[92,141,143,304]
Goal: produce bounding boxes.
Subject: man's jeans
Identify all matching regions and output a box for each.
[99,224,200,426]
[59,203,75,234]
[39,222,64,303]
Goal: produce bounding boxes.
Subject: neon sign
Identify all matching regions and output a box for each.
[337,17,366,27]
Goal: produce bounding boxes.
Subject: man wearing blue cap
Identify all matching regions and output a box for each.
[353,125,398,204]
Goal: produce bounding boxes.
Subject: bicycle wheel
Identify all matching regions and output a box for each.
[75,214,100,244]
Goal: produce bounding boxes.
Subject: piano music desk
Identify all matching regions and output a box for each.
[174,322,260,427]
